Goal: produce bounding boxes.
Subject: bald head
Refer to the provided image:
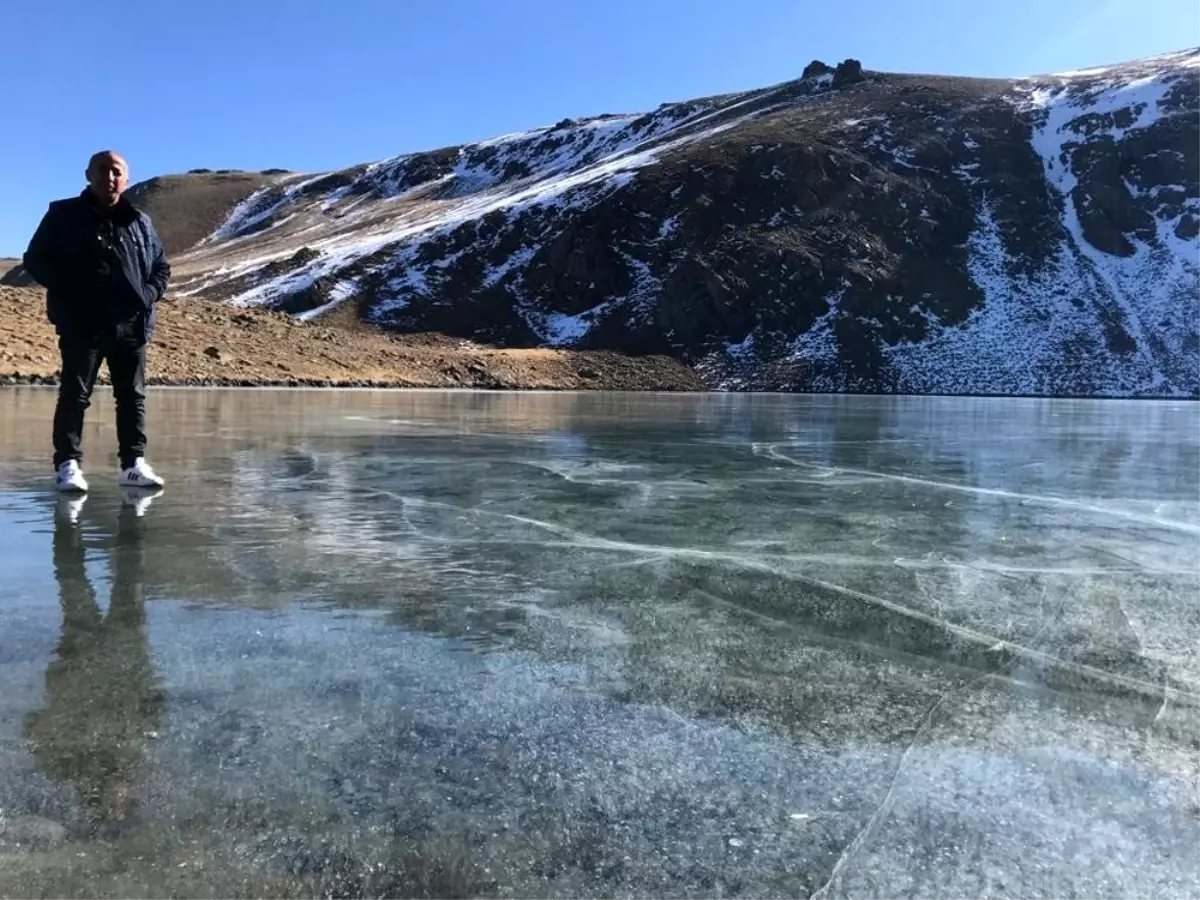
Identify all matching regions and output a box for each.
[86,150,128,207]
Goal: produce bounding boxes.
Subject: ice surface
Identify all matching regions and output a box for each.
[0,390,1196,898]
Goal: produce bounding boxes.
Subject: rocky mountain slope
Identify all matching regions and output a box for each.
[14,50,1200,397]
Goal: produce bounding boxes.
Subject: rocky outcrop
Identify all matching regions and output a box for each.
[802,60,835,80]
[158,48,1199,397]
[832,59,866,87]
[801,58,866,88]
[0,265,34,287]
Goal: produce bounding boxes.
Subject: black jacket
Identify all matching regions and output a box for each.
[22,190,170,343]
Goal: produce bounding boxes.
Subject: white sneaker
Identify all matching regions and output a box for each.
[55,460,89,493]
[120,485,163,516]
[56,494,88,524]
[119,458,165,489]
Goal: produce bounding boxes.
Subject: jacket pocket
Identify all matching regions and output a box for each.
[138,280,159,307]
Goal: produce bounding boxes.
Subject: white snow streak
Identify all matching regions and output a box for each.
[534,301,618,346]
[1012,55,1200,392]
[656,215,680,240]
[197,101,787,317]
[295,279,360,322]
[789,289,844,366]
[837,50,1197,396]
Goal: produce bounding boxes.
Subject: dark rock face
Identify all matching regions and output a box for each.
[182,48,1200,397]
[802,58,865,88]
[0,266,34,287]
[832,59,866,87]
[802,60,835,80]
[259,246,322,280]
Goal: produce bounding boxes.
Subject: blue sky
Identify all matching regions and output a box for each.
[3,0,1196,255]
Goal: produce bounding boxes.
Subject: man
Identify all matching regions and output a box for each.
[23,150,169,492]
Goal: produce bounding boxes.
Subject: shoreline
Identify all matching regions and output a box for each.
[3,288,1194,400]
[0,286,703,393]
[1,375,1194,401]
[0,374,695,390]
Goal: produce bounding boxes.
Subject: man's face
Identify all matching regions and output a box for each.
[86,154,128,207]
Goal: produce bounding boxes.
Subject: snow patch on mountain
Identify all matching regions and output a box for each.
[873,54,1199,396]
[295,279,360,323]
[184,102,788,320]
[532,300,620,346]
[207,177,312,243]
[883,203,1090,394]
[1049,47,1200,79]
[1010,54,1198,393]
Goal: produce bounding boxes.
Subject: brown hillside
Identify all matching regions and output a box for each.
[2,170,290,286]
[0,286,702,391]
[124,170,293,255]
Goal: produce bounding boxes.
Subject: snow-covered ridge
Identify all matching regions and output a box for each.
[175,88,783,314]
[172,47,1199,397]
[857,50,1198,396]
[1048,47,1200,79]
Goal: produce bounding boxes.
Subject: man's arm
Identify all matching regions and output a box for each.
[145,221,170,301]
[22,205,62,290]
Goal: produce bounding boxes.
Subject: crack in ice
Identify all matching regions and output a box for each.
[753,443,1200,534]
[364,490,1197,708]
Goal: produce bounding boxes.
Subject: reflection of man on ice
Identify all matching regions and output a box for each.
[24,491,165,836]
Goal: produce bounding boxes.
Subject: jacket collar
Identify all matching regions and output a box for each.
[79,188,140,226]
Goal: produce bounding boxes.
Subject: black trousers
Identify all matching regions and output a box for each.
[53,324,147,470]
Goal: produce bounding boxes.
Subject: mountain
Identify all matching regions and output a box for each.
[22,50,1200,397]
[0,257,33,286]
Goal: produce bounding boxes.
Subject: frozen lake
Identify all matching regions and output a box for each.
[0,388,1197,898]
